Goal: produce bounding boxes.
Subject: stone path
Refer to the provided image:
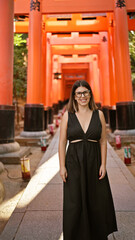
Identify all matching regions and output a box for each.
[0,129,135,240]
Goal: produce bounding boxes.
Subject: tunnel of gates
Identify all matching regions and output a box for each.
[0,0,135,144]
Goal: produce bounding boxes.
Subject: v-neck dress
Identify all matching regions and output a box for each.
[63,110,118,240]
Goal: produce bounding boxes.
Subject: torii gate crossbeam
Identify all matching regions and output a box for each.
[14,0,135,14]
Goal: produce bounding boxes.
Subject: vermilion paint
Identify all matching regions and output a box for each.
[0,0,14,105]
[113,1,133,102]
[14,0,135,14]
[27,0,42,104]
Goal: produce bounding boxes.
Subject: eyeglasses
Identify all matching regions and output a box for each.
[75,90,90,98]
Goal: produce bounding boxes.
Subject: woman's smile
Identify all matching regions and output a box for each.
[79,98,88,103]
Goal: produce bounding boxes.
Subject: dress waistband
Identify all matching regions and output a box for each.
[69,139,98,143]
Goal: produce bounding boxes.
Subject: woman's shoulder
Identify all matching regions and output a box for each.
[62,110,75,122]
[62,110,68,119]
[98,109,104,117]
[60,111,68,128]
[66,110,75,115]
[97,109,106,124]
[62,110,71,123]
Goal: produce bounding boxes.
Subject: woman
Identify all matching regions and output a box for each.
[58,80,118,240]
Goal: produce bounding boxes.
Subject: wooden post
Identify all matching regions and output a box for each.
[0,0,14,105]
[27,0,42,104]
[113,0,133,101]
[99,32,110,106]
[107,13,117,106]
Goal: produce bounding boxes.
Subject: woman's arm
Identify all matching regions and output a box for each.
[99,110,107,180]
[58,111,68,182]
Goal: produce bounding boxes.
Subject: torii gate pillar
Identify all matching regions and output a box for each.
[0,0,14,105]
[114,1,133,102]
[45,34,54,124]
[23,0,46,135]
[107,13,117,106]
[0,0,16,147]
[99,32,110,106]
[113,1,134,132]
[91,55,100,104]
[45,33,52,108]
[27,0,42,104]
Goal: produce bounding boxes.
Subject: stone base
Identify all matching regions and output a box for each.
[114,129,135,136]
[48,123,55,128]
[107,132,135,144]
[20,131,47,138]
[53,115,58,119]
[15,134,51,146]
[131,144,135,156]
[0,180,5,204]
[0,162,4,174]
[0,142,20,154]
[0,147,31,164]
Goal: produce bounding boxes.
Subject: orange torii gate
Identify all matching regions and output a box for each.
[14,15,135,34]
[1,0,135,106]
[14,0,135,14]
[14,1,135,106]
[0,0,135,141]
[13,12,135,106]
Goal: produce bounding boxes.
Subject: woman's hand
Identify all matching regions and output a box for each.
[99,164,106,180]
[60,166,68,182]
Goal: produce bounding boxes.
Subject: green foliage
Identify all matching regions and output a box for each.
[13,34,28,100]
[129,31,135,84]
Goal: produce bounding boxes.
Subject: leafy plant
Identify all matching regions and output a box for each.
[129,31,135,85]
[13,33,28,101]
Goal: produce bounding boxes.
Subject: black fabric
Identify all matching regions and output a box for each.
[63,110,118,240]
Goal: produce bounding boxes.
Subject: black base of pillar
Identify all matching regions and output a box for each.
[102,106,110,124]
[53,103,59,115]
[116,101,135,130]
[44,108,49,130]
[48,107,54,124]
[96,102,102,109]
[64,99,69,105]
[109,108,116,132]
[24,104,44,131]
[58,100,63,110]
[0,105,15,144]
[62,100,66,108]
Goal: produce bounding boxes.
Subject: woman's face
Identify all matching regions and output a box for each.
[74,86,91,107]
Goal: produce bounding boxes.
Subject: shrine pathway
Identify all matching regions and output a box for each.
[0,128,135,240]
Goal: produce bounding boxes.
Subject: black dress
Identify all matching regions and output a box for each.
[63,110,118,240]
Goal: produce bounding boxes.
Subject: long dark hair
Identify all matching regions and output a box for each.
[67,80,98,113]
